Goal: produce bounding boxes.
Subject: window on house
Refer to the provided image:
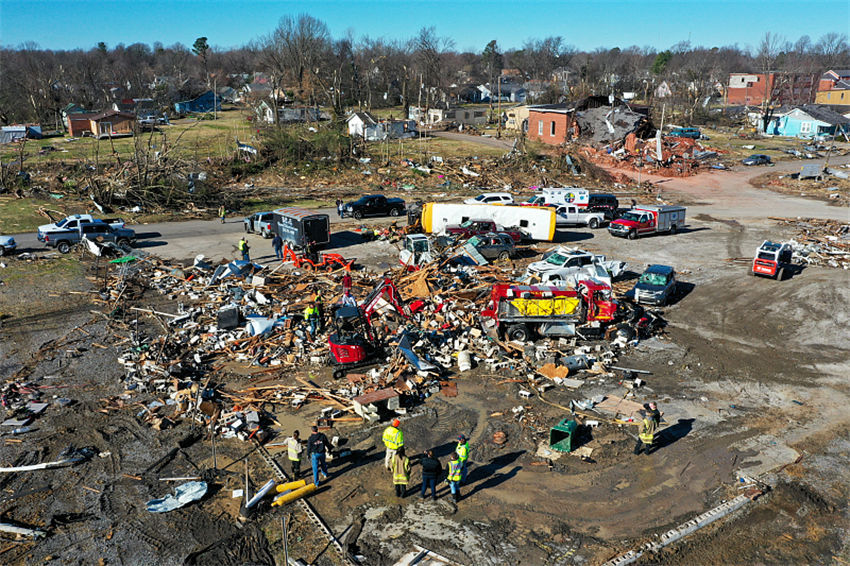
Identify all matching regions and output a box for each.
[800,122,811,134]
[550,121,556,136]
[538,120,543,136]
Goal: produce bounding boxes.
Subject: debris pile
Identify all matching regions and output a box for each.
[580,134,726,178]
[770,216,850,269]
[95,243,666,443]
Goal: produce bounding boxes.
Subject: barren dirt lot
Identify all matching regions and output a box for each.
[1,183,848,565]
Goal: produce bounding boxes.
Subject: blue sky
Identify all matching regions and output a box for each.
[2,0,847,53]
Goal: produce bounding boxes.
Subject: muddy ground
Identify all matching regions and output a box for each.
[1,205,849,565]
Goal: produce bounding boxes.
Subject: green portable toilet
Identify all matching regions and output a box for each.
[549,419,578,453]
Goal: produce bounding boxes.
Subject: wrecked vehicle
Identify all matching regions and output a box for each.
[445,219,524,243]
[466,233,516,261]
[525,247,626,283]
[742,154,772,166]
[631,264,677,306]
[607,205,686,239]
[481,280,618,341]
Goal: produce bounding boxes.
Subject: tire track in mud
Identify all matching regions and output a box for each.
[691,213,745,258]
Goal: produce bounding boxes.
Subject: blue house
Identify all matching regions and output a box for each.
[174,91,222,114]
[765,105,850,139]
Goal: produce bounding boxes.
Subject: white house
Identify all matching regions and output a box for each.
[346,112,380,139]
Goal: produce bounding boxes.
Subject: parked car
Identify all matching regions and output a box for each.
[42,221,136,254]
[342,194,406,219]
[0,235,16,256]
[668,127,701,139]
[742,154,772,166]
[444,220,524,243]
[631,264,677,306]
[467,233,516,261]
[464,192,514,205]
[243,211,276,238]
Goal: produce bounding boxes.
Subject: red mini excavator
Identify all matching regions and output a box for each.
[328,278,410,379]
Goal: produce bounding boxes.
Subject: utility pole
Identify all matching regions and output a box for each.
[497,79,502,139]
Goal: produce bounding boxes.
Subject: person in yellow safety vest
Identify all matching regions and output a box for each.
[238,237,250,261]
[218,205,226,224]
[634,414,657,456]
[382,418,403,471]
[455,434,470,483]
[303,302,319,339]
[446,451,463,502]
[390,446,411,497]
[284,430,303,478]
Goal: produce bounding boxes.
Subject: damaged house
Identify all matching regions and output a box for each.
[347,112,417,141]
[527,96,654,146]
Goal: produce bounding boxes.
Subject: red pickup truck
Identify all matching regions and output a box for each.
[445,220,524,243]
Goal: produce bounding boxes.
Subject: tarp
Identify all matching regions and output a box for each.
[146,481,208,513]
[397,333,437,371]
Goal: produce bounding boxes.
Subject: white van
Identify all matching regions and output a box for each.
[523,187,589,208]
[464,192,514,205]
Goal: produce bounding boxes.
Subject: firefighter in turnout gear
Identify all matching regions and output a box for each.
[382,418,404,470]
[634,414,657,456]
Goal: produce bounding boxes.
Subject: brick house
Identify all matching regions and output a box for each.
[814,69,850,106]
[727,72,816,106]
[527,104,575,145]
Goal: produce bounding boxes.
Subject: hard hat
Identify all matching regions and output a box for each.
[649,402,657,409]
[458,434,467,441]
[392,418,400,427]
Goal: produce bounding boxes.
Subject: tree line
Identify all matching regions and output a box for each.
[0,14,847,128]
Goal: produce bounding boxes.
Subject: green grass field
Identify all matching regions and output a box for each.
[1,109,256,165]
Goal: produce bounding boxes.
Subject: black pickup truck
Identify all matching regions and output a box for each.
[342,194,406,219]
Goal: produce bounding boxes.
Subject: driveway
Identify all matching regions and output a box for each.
[430,130,514,151]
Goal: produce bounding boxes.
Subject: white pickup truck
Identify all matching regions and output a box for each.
[553,204,606,229]
[38,214,125,240]
[525,247,627,287]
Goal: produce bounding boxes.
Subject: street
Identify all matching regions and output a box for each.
[10,155,849,263]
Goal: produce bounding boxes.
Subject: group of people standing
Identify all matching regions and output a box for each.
[278,418,472,504]
[383,419,470,502]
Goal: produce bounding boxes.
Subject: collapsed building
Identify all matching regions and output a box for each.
[527,96,725,177]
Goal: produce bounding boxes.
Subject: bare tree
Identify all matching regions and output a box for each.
[755,32,785,131]
[815,32,849,69]
[413,27,454,111]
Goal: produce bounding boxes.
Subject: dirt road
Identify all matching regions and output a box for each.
[613,154,850,221]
